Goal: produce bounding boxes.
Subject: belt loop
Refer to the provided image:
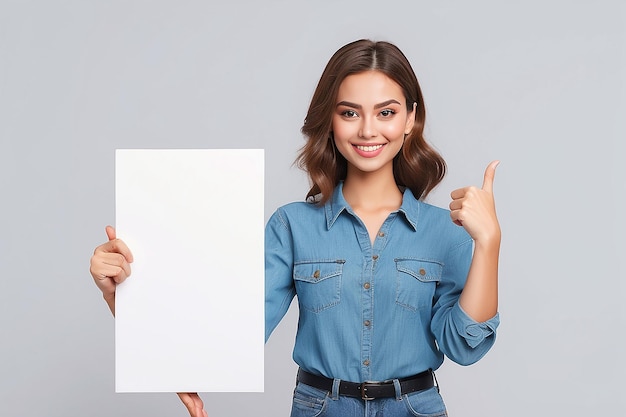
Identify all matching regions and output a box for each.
[392,378,402,400]
[331,378,341,400]
[431,369,440,393]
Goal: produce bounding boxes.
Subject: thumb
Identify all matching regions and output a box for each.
[105,225,117,241]
[481,160,500,193]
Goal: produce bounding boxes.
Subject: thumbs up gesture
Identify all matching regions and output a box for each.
[449,161,501,245]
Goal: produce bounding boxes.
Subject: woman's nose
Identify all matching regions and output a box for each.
[358,117,378,138]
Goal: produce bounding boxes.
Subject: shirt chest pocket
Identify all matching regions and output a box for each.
[395,259,443,312]
[293,260,344,313]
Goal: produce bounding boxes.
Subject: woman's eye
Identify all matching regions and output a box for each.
[379,109,396,117]
[341,110,358,118]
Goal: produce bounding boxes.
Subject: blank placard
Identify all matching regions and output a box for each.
[115,149,264,393]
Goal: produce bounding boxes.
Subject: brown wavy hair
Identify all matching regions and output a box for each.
[296,39,446,204]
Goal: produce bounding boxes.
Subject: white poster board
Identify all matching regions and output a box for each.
[114,149,264,393]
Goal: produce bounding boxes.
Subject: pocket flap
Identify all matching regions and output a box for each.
[293,260,344,283]
[395,259,443,283]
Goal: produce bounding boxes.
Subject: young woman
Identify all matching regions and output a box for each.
[90,39,501,417]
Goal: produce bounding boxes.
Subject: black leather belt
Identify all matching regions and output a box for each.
[297,368,435,400]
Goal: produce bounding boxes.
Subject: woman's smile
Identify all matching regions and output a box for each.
[352,143,386,157]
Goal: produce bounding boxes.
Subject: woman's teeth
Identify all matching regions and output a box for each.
[355,144,383,152]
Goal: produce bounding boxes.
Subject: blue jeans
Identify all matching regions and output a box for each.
[290,379,448,417]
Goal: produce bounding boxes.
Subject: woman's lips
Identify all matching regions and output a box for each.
[353,143,385,158]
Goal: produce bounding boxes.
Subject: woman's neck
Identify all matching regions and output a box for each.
[342,165,403,246]
[342,166,403,212]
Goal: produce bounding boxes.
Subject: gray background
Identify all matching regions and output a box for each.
[1,1,624,416]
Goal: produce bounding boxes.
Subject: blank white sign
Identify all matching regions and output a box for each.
[114,149,264,393]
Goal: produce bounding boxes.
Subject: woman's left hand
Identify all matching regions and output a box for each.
[449,161,501,245]
[177,392,208,417]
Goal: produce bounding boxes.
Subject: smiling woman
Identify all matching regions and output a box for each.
[297,40,447,209]
[89,39,501,417]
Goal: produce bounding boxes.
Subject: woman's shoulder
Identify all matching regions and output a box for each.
[276,199,323,213]
[415,199,451,218]
[268,200,325,225]
[413,200,471,243]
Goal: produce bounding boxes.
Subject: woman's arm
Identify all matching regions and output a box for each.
[449,161,501,322]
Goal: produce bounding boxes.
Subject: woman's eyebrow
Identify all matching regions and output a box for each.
[336,99,401,109]
[336,101,362,109]
[374,99,401,109]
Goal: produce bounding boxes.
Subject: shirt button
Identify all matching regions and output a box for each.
[372,255,379,260]
[363,282,370,290]
[378,231,385,237]
[363,359,370,366]
[364,320,371,327]
[419,268,426,276]
[313,270,320,279]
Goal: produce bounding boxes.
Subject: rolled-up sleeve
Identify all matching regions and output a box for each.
[430,238,500,365]
[450,303,499,348]
[265,208,296,342]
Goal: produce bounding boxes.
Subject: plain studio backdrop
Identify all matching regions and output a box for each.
[1,1,624,416]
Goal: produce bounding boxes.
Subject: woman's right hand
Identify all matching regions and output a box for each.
[89,225,134,315]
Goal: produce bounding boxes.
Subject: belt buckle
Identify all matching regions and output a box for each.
[359,381,381,400]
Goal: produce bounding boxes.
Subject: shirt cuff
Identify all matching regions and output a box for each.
[451,302,500,349]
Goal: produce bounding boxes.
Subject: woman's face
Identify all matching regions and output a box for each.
[332,70,415,178]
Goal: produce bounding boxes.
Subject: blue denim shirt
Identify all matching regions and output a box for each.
[265,182,499,382]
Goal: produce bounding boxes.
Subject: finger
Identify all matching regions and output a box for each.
[105,225,116,241]
[100,253,132,275]
[92,260,129,282]
[449,199,464,211]
[99,266,130,284]
[178,393,206,417]
[177,393,195,415]
[450,187,468,201]
[96,239,134,263]
[89,262,121,293]
[481,160,500,193]
[91,252,132,281]
[450,210,463,227]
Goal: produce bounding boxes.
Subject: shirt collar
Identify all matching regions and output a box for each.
[324,182,419,231]
[397,188,419,231]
